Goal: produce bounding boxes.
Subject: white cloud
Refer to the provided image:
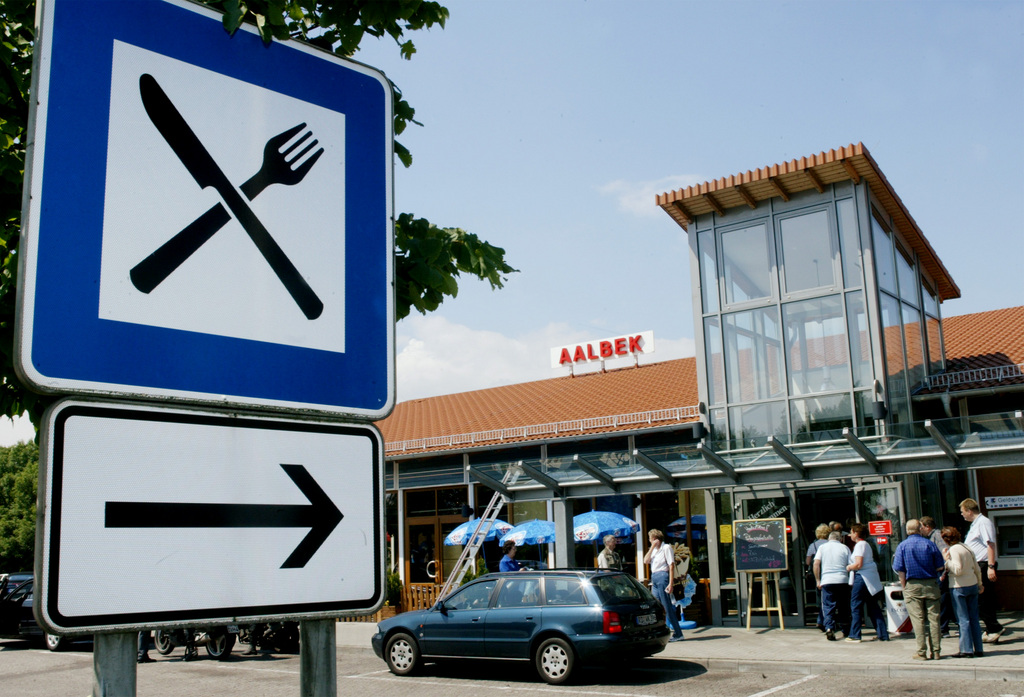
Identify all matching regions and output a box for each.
[598,174,706,218]
[0,413,36,447]
[395,315,696,402]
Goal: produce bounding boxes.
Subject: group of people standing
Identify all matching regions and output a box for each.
[809,498,1005,661]
[810,521,889,643]
[894,498,1004,660]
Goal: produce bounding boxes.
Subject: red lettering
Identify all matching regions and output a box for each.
[587,344,599,359]
[628,335,643,353]
[599,341,613,358]
[573,346,586,362]
[614,337,627,355]
[559,348,572,365]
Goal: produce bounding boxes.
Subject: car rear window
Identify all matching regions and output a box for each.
[590,573,652,604]
[543,578,587,606]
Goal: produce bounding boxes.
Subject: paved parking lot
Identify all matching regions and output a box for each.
[2,639,1023,697]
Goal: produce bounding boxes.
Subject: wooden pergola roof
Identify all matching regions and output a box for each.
[656,143,960,301]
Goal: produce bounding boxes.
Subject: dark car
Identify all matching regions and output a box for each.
[0,575,82,651]
[371,570,669,684]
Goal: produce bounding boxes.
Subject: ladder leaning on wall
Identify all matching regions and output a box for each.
[436,465,521,600]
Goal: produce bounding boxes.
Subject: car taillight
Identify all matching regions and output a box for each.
[603,611,622,634]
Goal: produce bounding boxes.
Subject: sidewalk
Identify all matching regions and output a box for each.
[336,611,1023,682]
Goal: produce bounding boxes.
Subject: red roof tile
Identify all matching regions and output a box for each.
[929,305,1024,391]
[378,358,699,453]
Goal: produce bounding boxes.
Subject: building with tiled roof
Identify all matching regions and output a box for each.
[380,145,1024,627]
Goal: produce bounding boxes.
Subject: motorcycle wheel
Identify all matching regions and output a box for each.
[205,632,235,660]
[154,630,175,655]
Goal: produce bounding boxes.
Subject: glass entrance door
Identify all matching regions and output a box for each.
[734,490,801,627]
[854,482,905,584]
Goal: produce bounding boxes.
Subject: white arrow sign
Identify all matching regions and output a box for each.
[37,400,383,632]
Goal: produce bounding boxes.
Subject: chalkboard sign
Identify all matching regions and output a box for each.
[733,518,788,572]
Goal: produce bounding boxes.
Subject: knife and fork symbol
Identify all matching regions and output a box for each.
[131,74,326,320]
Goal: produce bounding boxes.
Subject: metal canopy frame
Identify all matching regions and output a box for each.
[456,411,1024,503]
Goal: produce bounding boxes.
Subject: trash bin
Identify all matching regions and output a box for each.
[884,584,913,634]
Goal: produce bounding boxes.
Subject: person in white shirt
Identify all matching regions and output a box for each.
[644,529,683,641]
[844,523,889,642]
[959,498,1004,643]
[813,532,851,641]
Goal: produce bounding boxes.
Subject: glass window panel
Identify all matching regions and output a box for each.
[853,390,877,433]
[721,223,773,305]
[846,291,871,389]
[704,316,725,405]
[872,216,896,294]
[728,401,787,448]
[406,490,435,517]
[902,304,925,391]
[724,307,785,403]
[699,229,719,314]
[790,394,853,442]
[880,293,909,425]
[437,487,468,516]
[783,295,851,396]
[779,210,834,293]
[922,281,939,317]
[836,199,862,289]
[709,407,727,450]
[896,244,918,306]
[926,315,943,374]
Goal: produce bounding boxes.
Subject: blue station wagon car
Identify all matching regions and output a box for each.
[371,570,670,684]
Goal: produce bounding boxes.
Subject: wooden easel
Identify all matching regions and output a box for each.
[744,571,785,631]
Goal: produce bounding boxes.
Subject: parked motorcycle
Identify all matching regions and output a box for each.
[153,625,238,660]
[237,621,300,653]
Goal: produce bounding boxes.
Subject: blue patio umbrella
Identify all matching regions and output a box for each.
[572,511,640,542]
[444,519,513,546]
[666,514,707,540]
[499,519,557,546]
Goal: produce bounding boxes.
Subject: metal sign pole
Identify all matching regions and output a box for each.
[92,632,136,697]
[299,619,337,697]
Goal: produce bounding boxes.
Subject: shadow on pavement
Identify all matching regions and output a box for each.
[420,656,707,686]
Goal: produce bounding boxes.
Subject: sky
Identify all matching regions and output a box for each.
[2,0,1022,446]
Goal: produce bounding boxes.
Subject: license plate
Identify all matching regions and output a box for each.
[635,613,656,626]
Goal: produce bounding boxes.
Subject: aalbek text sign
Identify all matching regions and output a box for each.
[550,331,655,369]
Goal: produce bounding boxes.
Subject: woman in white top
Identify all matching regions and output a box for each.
[844,523,889,642]
[941,526,984,658]
[643,529,682,641]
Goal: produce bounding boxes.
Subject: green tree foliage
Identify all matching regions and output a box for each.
[0,1,516,431]
[0,442,38,572]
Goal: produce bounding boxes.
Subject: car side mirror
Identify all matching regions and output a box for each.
[434,600,447,614]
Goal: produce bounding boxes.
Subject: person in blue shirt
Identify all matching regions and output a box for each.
[892,519,945,660]
[500,540,523,572]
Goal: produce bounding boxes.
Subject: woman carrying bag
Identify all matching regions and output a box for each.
[941,526,985,658]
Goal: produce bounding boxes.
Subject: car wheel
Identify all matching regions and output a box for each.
[535,637,574,685]
[154,630,175,655]
[44,633,66,652]
[205,632,235,660]
[384,632,420,676]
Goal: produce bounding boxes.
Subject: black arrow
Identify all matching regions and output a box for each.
[104,464,342,569]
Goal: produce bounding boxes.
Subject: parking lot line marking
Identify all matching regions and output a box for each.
[745,674,819,697]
